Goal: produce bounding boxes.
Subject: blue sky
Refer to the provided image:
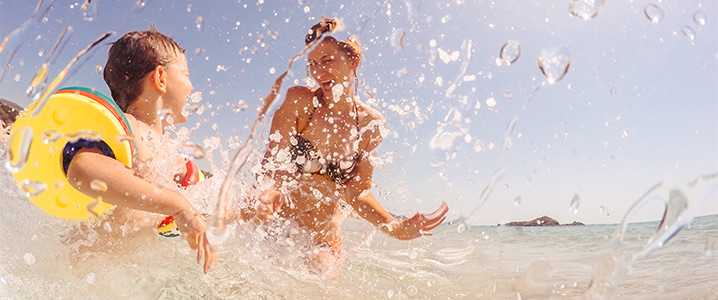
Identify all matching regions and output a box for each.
[1,0,716,225]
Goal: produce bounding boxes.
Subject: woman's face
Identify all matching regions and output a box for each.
[308,39,358,96]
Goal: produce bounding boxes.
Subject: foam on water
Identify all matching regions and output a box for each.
[2,137,718,298]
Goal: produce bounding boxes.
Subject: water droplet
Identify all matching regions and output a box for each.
[538,46,571,84]
[456,223,467,234]
[390,29,406,50]
[20,179,48,197]
[115,134,135,143]
[24,253,36,265]
[644,4,665,24]
[176,143,206,159]
[499,40,521,65]
[693,11,706,26]
[187,4,193,13]
[569,194,580,214]
[81,0,98,21]
[6,126,33,174]
[86,272,96,284]
[569,0,606,20]
[621,130,629,138]
[705,237,717,257]
[66,129,102,142]
[157,108,173,121]
[196,16,205,31]
[513,197,522,207]
[303,6,310,13]
[132,0,146,12]
[188,91,202,103]
[502,91,513,99]
[103,221,112,233]
[406,285,418,296]
[681,25,696,43]
[90,179,108,192]
[486,97,497,107]
[41,130,63,144]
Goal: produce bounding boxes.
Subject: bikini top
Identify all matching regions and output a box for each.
[290,89,362,184]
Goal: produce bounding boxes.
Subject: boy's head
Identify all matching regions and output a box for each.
[103,26,185,112]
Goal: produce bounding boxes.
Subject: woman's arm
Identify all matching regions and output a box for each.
[345,159,449,240]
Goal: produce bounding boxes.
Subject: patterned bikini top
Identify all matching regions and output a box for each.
[290,89,361,184]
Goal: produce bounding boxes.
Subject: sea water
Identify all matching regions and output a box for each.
[1,144,716,300]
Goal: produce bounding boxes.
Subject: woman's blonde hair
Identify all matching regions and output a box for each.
[305,17,362,64]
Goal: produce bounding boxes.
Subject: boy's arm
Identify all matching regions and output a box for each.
[67,148,216,273]
[67,148,192,215]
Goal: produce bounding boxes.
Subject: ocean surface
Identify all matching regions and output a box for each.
[1,143,716,300]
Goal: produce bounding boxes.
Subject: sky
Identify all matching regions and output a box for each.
[1,0,716,225]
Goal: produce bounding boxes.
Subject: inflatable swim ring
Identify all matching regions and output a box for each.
[7,87,135,219]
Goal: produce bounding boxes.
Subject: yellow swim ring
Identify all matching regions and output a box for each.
[7,87,134,219]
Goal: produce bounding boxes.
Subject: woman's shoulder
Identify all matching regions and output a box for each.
[286,86,317,99]
[279,86,319,112]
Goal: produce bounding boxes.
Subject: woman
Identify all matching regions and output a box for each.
[254,17,448,272]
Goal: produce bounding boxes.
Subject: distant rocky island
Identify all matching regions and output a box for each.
[503,216,584,227]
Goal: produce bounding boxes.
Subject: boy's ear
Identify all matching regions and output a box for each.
[150,65,168,93]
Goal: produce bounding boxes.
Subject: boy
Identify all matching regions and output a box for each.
[66,28,215,273]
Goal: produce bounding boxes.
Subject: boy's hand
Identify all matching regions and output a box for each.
[174,206,217,273]
[253,189,284,224]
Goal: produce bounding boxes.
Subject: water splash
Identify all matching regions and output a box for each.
[176,143,206,159]
[81,0,99,21]
[568,0,606,21]
[115,134,135,143]
[499,40,521,65]
[616,173,718,260]
[90,179,108,192]
[644,4,665,24]
[213,30,332,231]
[27,26,73,100]
[389,29,406,51]
[430,107,470,151]
[537,46,570,84]
[5,126,33,174]
[444,39,473,98]
[31,31,114,118]
[466,167,505,218]
[19,179,48,197]
[0,0,56,83]
[41,129,63,144]
[66,130,102,143]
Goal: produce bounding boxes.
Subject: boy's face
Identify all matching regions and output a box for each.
[163,52,192,124]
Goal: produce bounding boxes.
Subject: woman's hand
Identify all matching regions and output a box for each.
[253,188,285,224]
[388,202,449,240]
[173,206,216,274]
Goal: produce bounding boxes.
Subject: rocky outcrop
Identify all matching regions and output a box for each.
[504,216,584,226]
[0,98,23,125]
